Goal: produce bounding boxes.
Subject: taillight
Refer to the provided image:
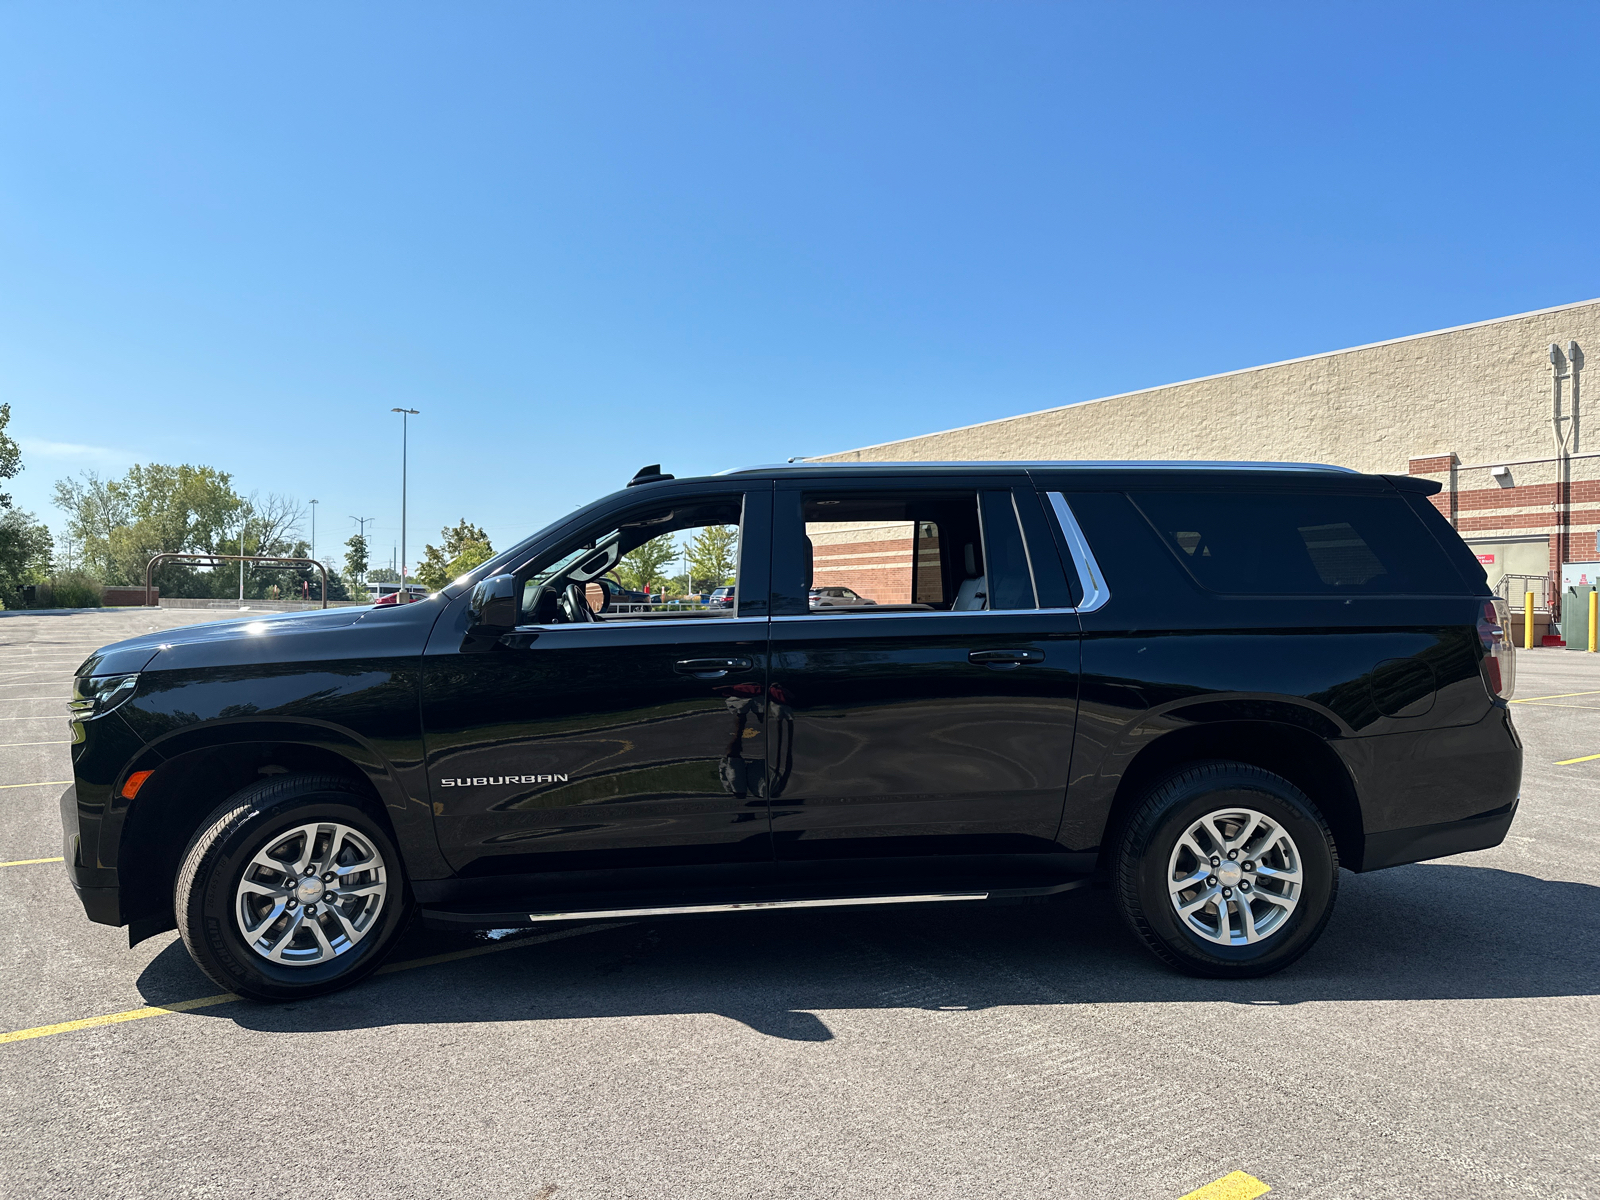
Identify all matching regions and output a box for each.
[1478,599,1516,700]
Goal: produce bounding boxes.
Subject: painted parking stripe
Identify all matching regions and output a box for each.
[1509,689,1600,702]
[0,740,71,747]
[1555,752,1600,765]
[0,921,628,1046]
[1177,1171,1271,1200]
[0,780,70,789]
[1,857,65,868]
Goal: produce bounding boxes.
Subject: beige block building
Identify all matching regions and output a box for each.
[815,297,1599,638]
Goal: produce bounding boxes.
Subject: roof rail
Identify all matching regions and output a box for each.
[717,459,1358,475]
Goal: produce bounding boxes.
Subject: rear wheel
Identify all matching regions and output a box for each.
[174,773,412,1002]
[1115,761,1338,977]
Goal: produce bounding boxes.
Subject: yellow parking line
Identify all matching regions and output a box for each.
[0,780,70,789]
[1,856,64,867]
[0,993,239,1044]
[1510,689,1600,702]
[1178,1172,1271,1200]
[1555,752,1600,765]
[0,921,627,1047]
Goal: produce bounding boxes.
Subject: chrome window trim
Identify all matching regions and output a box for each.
[1011,491,1040,608]
[771,608,1078,623]
[512,614,768,632]
[1046,492,1111,613]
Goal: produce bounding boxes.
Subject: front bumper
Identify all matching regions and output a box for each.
[59,783,123,927]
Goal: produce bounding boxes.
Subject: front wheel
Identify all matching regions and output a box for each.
[174,774,412,1002]
[1114,761,1339,978]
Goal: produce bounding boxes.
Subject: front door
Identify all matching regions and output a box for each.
[421,485,773,892]
[765,478,1083,881]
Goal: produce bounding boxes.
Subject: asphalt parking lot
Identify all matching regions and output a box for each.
[1,608,1596,1199]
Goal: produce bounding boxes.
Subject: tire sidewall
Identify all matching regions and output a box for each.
[1128,770,1337,975]
[189,792,409,1000]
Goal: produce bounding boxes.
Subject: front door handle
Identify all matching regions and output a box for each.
[967,648,1045,668]
[675,657,753,678]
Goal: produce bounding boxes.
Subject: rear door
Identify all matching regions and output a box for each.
[765,475,1084,881]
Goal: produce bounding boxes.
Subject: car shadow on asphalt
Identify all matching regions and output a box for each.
[138,862,1600,1041]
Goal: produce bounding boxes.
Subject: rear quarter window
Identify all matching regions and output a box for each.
[1131,490,1463,594]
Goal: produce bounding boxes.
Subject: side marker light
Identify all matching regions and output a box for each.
[120,770,155,800]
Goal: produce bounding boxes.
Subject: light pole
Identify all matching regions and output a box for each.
[309,498,319,565]
[238,514,247,607]
[350,515,373,594]
[391,408,420,602]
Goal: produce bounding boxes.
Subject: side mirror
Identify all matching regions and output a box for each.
[468,573,518,631]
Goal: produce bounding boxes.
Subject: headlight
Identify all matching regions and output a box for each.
[68,673,140,720]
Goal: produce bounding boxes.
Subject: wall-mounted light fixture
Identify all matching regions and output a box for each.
[1491,465,1514,488]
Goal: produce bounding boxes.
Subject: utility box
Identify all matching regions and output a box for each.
[1562,584,1597,651]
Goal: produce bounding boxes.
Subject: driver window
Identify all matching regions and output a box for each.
[519,496,744,624]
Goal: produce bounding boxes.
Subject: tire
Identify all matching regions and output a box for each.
[1114,761,1339,978]
[175,773,412,1002]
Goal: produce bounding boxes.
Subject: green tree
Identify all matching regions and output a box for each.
[0,509,54,606]
[53,464,250,589]
[0,403,21,509]
[685,524,738,592]
[416,520,494,591]
[367,566,400,584]
[344,533,369,585]
[615,535,677,594]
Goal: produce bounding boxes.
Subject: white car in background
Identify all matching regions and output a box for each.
[809,586,877,608]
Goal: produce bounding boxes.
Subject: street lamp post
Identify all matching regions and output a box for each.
[350,515,373,596]
[391,408,420,602]
[309,498,319,565]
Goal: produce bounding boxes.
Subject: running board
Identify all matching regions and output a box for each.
[421,879,1089,929]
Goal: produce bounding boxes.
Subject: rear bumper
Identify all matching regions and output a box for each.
[1359,796,1519,873]
[59,783,123,927]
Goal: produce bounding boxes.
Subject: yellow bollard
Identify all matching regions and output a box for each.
[1589,589,1598,653]
[1526,591,1536,650]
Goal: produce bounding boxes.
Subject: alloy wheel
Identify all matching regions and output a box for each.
[1166,806,1302,946]
[233,821,389,966]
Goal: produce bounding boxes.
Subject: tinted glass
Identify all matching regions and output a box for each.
[519,495,745,621]
[792,490,1036,613]
[1132,490,1461,594]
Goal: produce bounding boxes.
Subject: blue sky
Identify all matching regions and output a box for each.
[3,3,1599,569]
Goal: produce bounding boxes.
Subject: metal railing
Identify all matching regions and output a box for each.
[144,553,328,608]
[1496,574,1551,614]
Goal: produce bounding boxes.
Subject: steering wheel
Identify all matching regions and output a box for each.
[559,581,596,623]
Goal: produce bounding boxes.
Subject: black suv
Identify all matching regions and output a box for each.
[63,461,1521,1001]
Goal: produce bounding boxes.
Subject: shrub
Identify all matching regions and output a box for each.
[37,573,104,609]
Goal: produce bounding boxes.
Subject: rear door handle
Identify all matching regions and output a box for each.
[675,657,753,678]
[967,648,1045,668]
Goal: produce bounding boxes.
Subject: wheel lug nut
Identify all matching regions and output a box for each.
[1206,875,1217,886]
[1222,887,1233,898]
[1240,882,1251,892]
[1227,850,1238,861]
[1243,861,1254,872]
[1210,856,1220,867]
[323,874,333,882]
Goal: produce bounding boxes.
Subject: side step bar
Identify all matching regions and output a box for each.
[421,879,1089,929]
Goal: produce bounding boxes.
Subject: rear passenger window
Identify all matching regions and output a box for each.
[792,490,1037,613]
[1133,491,1459,594]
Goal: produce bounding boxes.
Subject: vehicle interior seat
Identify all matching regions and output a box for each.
[953,575,987,610]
